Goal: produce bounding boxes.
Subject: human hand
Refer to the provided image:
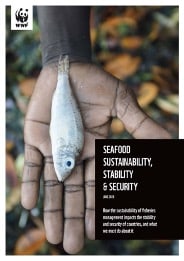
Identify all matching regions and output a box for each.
[21,62,170,254]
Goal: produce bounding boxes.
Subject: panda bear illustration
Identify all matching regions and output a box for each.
[15,8,28,24]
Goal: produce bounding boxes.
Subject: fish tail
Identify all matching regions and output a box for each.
[58,55,69,74]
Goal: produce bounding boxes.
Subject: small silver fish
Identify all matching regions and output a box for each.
[50,55,84,182]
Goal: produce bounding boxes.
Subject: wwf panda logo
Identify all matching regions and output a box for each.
[15,8,28,27]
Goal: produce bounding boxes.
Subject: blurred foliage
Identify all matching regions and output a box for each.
[90,6,178,139]
[6,6,179,255]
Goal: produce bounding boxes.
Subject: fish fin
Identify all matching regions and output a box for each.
[58,55,69,74]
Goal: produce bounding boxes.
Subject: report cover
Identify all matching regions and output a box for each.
[5,2,183,257]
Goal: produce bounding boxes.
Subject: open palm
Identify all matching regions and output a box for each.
[21,62,170,254]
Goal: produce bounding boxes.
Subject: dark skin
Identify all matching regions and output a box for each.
[21,62,171,254]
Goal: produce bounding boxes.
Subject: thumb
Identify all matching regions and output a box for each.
[114,81,171,139]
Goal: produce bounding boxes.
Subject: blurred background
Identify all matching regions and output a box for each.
[6,6,179,255]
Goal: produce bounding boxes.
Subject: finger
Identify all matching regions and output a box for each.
[80,130,106,161]
[43,156,63,244]
[85,158,95,240]
[21,144,43,209]
[115,81,171,139]
[63,164,84,254]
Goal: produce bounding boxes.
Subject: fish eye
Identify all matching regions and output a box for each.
[66,160,72,167]
[65,158,74,169]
